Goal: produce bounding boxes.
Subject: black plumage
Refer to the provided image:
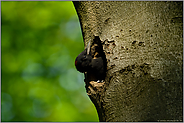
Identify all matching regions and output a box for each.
[75,38,106,82]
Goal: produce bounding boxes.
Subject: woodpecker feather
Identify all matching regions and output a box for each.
[75,37,106,82]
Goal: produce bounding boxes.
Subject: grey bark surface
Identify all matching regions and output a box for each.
[73,1,183,122]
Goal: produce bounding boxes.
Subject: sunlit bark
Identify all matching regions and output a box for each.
[73,1,183,122]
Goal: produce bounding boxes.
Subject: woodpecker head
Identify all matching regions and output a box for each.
[75,36,107,82]
[75,41,92,73]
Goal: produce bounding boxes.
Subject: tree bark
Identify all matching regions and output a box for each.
[73,1,183,122]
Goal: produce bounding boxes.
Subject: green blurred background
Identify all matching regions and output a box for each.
[1,1,98,122]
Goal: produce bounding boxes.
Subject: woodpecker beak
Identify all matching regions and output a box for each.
[87,40,91,55]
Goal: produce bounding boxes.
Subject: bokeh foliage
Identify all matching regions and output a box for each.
[1,1,98,122]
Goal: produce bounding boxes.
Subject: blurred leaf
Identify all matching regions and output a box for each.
[1,1,98,122]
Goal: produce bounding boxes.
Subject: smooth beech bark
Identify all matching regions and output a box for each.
[73,1,183,122]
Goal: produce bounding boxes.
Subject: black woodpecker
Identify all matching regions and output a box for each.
[75,40,105,82]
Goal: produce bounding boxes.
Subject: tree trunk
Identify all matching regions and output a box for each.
[73,1,183,122]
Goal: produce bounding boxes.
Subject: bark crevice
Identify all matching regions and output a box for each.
[73,1,183,122]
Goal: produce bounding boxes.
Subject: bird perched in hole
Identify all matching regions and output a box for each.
[75,40,106,82]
